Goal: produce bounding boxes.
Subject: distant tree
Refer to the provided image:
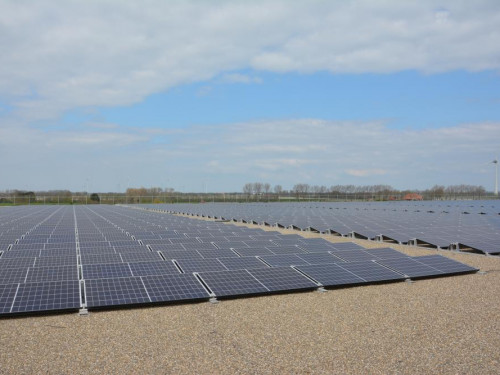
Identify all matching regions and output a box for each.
[253,182,263,195]
[90,193,100,203]
[263,183,271,195]
[273,185,283,194]
[243,183,253,195]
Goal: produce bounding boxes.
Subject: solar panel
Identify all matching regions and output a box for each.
[0,283,18,314]
[337,261,406,283]
[40,248,77,257]
[129,261,181,277]
[26,265,79,282]
[197,270,269,297]
[294,263,366,287]
[296,252,339,265]
[217,256,269,270]
[0,257,36,269]
[412,255,478,274]
[175,258,227,273]
[120,252,162,263]
[11,280,81,313]
[247,267,318,292]
[84,277,150,308]
[80,253,123,265]
[332,250,378,262]
[232,247,275,257]
[196,248,239,259]
[268,246,307,255]
[160,249,202,260]
[375,257,444,279]
[141,274,210,302]
[364,248,410,260]
[259,254,309,267]
[2,249,41,258]
[82,263,133,279]
[34,256,78,267]
[328,243,365,251]
[0,267,29,284]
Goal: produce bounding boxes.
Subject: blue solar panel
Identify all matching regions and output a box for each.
[11,281,81,313]
[196,248,239,259]
[364,248,410,260]
[26,265,79,282]
[2,249,41,258]
[81,254,123,265]
[217,256,269,270]
[296,252,340,265]
[0,267,29,284]
[34,256,78,267]
[120,252,162,263]
[232,247,275,257]
[175,258,227,273]
[160,249,203,260]
[337,261,406,282]
[0,257,37,269]
[198,270,269,297]
[294,264,366,286]
[411,255,478,274]
[82,263,133,279]
[331,250,378,262]
[247,267,318,292]
[375,257,444,279]
[142,274,210,302]
[259,254,309,267]
[268,246,307,255]
[84,277,150,308]
[129,261,181,277]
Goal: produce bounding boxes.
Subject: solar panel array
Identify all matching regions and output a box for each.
[0,205,479,316]
[142,201,500,255]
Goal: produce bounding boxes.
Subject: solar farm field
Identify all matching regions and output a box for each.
[143,200,500,255]
[0,204,480,316]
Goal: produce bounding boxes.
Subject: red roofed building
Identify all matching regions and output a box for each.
[404,193,423,201]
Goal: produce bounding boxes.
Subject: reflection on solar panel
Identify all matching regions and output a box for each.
[197,270,269,297]
[296,252,339,265]
[11,281,81,313]
[142,274,210,302]
[247,267,318,292]
[85,277,150,308]
[294,264,366,286]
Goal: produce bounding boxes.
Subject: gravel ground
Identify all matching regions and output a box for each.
[1,219,499,375]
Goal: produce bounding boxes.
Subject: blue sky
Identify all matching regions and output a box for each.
[1,1,500,193]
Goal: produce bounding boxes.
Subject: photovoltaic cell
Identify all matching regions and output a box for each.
[268,246,307,255]
[34,256,78,268]
[11,281,81,313]
[120,252,162,263]
[332,250,379,262]
[364,248,410,260]
[296,252,340,265]
[85,277,150,308]
[0,257,37,269]
[160,249,202,260]
[0,267,29,284]
[196,248,239,259]
[142,273,210,302]
[80,253,123,265]
[232,247,275,257]
[198,269,269,297]
[248,267,318,292]
[259,254,309,267]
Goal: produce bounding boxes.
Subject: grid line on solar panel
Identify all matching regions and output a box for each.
[128,261,181,276]
[80,253,123,265]
[195,248,239,259]
[197,269,269,297]
[175,258,228,273]
[26,265,79,282]
[363,248,410,260]
[160,249,203,260]
[10,280,81,313]
[84,277,151,308]
[141,274,210,302]
[0,257,37,269]
[120,252,162,263]
[2,249,41,258]
[231,247,275,257]
[296,252,340,265]
[82,263,133,279]
[268,246,307,255]
[247,267,318,292]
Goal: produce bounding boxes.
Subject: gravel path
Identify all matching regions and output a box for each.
[1,220,499,374]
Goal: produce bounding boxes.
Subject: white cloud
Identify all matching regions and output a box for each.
[1,119,499,192]
[0,1,499,120]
